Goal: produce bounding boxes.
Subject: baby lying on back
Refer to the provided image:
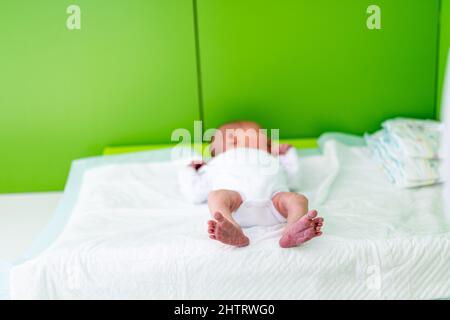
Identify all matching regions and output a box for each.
[179,121,324,248]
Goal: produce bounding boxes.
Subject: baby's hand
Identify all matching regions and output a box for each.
[274,144,292,156]
[189,160,206,171]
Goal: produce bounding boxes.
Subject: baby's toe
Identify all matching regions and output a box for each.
[208,220,217,233]
[315,223,324,232]
[313,218,323,228]
[208,220,216,227]
[314,223,323,235]
[306,210,318,220]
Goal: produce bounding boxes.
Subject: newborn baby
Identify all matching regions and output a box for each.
[179,121,324,248]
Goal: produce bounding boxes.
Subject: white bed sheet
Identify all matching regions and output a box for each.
[9,140,450,299]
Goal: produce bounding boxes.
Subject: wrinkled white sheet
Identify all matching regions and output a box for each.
[9,141,450,299]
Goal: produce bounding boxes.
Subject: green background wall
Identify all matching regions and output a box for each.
[438,0,450,116]
[0,0,200,193]
[0,0,445,193]
[197,0,440,137]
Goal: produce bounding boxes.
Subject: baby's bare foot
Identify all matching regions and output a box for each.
[279,210,324,248]
[208,212,250,247]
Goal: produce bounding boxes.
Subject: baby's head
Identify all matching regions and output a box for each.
[210,121,271,156]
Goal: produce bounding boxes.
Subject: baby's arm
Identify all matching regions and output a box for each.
[178,160,210,204]
[277,144,300,189]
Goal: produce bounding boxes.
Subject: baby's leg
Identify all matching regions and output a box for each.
[272,192,324,248]
[207,189,250,247]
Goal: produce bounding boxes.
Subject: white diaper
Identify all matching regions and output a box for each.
[233,198,287,228]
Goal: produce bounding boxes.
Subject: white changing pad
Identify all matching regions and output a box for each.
[8,140,450,299]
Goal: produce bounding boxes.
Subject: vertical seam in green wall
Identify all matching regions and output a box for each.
[434,0,442,119]
[193,0,205,126]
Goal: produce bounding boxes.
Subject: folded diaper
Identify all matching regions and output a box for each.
[382,118,443,159]
[366,118,444,188]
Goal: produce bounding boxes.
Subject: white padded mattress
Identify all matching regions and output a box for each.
[9,140,450,299]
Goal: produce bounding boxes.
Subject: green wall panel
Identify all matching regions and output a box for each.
[0,0,199,193]
[438,0,450,117]
[197,0,440,138]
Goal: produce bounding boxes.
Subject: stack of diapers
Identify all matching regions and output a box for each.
[365,118,444,188]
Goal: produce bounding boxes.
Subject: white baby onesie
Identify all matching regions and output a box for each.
[179,147,299,227]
